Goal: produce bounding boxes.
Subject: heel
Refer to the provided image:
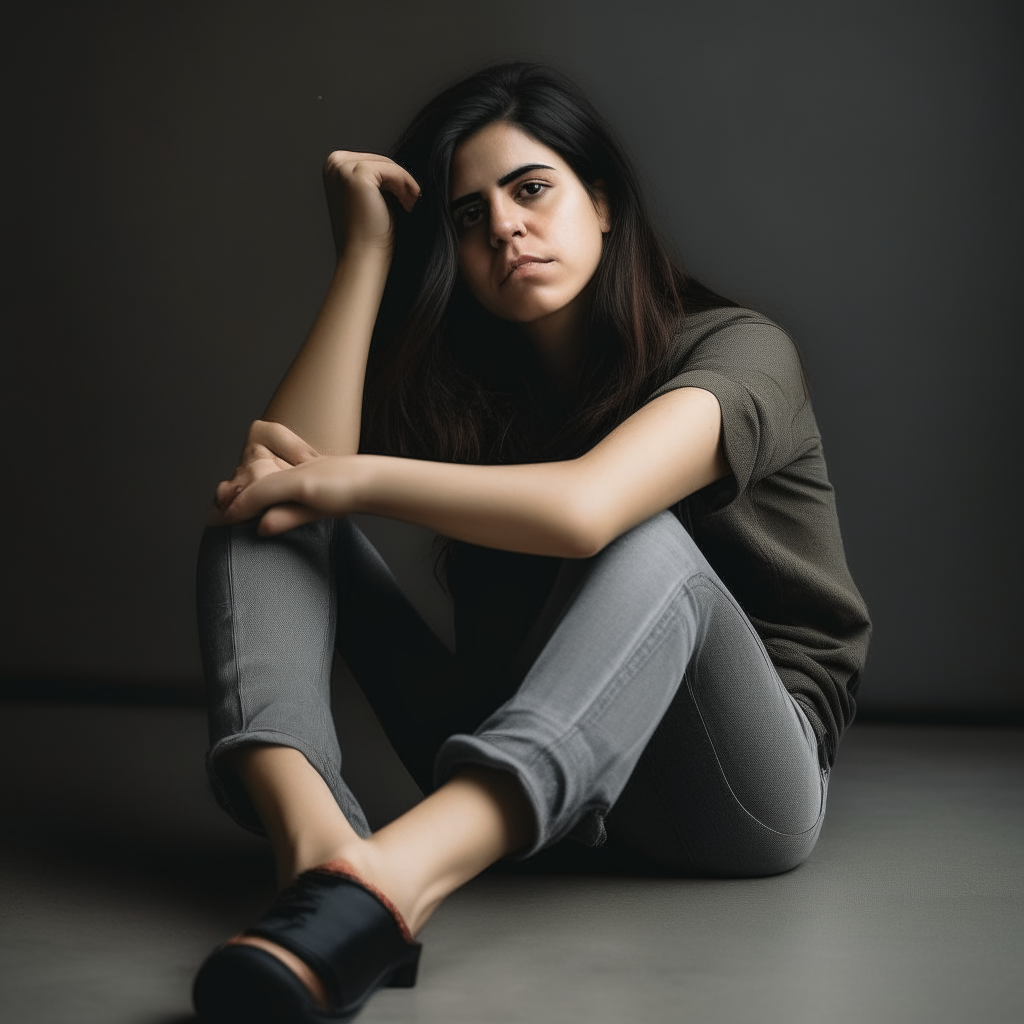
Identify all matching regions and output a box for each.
[386,949,421,988]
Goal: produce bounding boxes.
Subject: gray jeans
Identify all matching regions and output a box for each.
[197,510,827,876]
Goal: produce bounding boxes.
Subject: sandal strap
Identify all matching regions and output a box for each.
[244,867,420,1014]
[315,860,416,944]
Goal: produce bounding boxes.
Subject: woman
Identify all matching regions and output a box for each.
[192,62,871,1022]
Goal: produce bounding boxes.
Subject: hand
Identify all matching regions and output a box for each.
[217,455,367,536]
[210,419,321,528]
[323,150,421,256]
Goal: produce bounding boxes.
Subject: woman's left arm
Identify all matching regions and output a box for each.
[218,387,728,558]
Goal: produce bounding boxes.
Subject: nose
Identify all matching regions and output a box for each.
[489,196,525,249]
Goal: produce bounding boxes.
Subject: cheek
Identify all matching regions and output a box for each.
[555,235,602,300]
[559,203,605,277]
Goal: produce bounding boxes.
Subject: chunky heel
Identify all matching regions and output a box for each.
[385,949,421,988]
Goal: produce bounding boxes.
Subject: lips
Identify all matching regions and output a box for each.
[504,255,552,282]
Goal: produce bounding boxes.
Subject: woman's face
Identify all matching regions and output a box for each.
[449,121,610,328]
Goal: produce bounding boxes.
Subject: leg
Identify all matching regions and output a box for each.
[195,515,534,1010]
[270,507,821,934]
[193,758,534,1020]
[435,510,826,874]
[237,508,821,908]
[605,580,826,876]
[197,517,370,849]
[196,510,819,1016]
[197,515,470,876]
[196,520,536,1015]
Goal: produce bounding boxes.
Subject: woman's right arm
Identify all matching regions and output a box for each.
[212,152,419,513]
[262,151,420,456]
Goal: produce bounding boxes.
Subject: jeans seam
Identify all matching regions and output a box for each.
[685,580,824,838]
[319,520,337,705]
[573,581,692,735]
[226,527,245,733]
[502,574,695,806]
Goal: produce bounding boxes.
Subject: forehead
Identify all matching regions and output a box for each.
[449,121,567,197]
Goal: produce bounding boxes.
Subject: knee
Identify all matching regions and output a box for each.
[599,510,710,583]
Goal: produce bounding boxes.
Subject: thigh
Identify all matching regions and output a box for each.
[606,572,827,877]
[438,510,821,863]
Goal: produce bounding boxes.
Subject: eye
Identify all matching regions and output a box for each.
[517,181,548,199]
[455,203,485,231]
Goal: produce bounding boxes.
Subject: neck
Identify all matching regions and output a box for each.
[520,293,590,397]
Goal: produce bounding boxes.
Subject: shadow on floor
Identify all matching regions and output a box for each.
[2,704,1023,1024]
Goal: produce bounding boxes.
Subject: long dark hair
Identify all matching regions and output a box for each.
[361,62,735,465]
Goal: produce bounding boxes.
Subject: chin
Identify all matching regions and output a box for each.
[504,306,556,325]
[499,294,576,325]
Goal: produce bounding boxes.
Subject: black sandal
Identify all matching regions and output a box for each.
[192,860,422,1023]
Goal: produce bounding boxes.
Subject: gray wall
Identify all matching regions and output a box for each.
[3,0,1021,716]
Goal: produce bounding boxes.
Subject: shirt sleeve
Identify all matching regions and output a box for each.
[648,312,810,503]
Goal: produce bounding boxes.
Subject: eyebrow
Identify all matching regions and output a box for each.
[450,163,555,212]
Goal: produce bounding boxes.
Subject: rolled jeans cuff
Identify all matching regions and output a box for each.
[434,728,609,860]
[207,729,372,841]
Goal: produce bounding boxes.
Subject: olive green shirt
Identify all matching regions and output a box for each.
[650,307,872,766]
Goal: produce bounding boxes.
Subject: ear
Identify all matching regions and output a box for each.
[591,179,611,234]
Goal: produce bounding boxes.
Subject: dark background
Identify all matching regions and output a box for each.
[3,0,1021,718]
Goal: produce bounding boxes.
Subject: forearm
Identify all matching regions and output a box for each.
[351,455,603,558]
[345,389,726,556]
[262,245,390,456]
[228,388,727,552]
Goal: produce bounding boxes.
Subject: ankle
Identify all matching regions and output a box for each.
[275,833,370,889]
[291,837,432,938]
[353,837,445,938]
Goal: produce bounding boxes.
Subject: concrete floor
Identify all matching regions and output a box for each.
[0,704,1021,1024]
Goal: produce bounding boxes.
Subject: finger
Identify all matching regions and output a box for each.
[217,452,295,512]
[245,420,320,465]
[217,459,261,505]
[214,479,243,510]
[257,503,324,536]
[247,456,293,485]
[260,420,320,464]
[323,149,391,176]
[339,156,420,214]
[221,467,302,523]
[239,442,272,467]
[377,166,422,213]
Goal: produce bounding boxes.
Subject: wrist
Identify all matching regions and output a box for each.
[336,239,394,268]
[347,455,382,515]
